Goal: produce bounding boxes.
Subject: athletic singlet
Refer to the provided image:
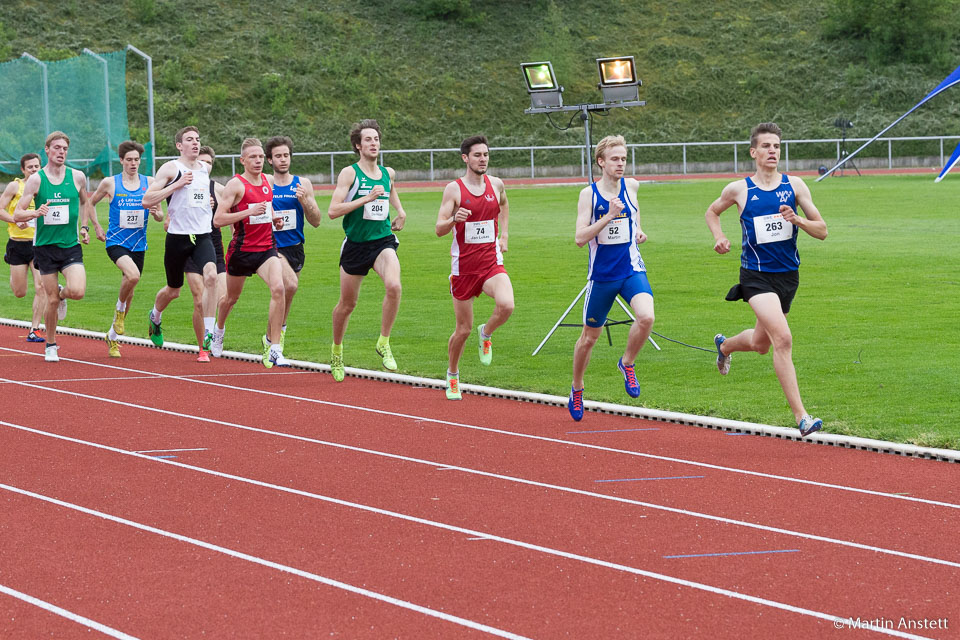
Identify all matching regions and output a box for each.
[586,179,645,282]
[34,168,80,249]
[342,163,392,243]
[5,178,35,240]
[739,174,800,272]
[227,174,274,253]
[272,175,305,247]
[106,174,150,252]
[166,160,213,235]
[450,175,502,276]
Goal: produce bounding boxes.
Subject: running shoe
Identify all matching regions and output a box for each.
[478,324,492,366]
[27,329,45,343]
[280,327,286,351]
[262,335,273,369]
[197,349,211,363]
[203,331,213,352]
[798,415,823,437]
[568,386,584,421]
[114,310,127,335]
[715,333,731,375]
[106,338,121,358]
[269,345,290,368]
[376,341,398,371]
[44,344,59,362]
[618,357,641,398]
[147,313,164,347]
[57,285,67,320]
[211,329,224,357]
[445,372,462,400]
[331,346,345,382]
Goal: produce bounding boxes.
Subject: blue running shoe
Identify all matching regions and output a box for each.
[715,334,731,375]
[617,357,641,398]
[798,415,823,437]
[568,386,584,421]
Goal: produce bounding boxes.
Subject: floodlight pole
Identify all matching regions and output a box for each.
[21,53,50,136]
[126,44,156,175]
[83,48,113,175]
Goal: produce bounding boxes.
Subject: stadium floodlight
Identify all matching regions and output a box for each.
[521,61,563,109]
[596,56,641,104]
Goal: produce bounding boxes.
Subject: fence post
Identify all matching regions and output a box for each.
[785,141,790,172]
[530,148,535,179]
[940,138,944,167]
[682,144,687,175]
[733,144,737,174]
[231,156,236,175]
[430,150,434,182]
[631,147,636,176]
[888,140,892,169]
[581,147,585,177]
[330,154,335,185]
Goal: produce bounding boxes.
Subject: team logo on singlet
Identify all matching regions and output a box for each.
[484,194,495,202]
[776,190,791,203]
[262,185,269,194]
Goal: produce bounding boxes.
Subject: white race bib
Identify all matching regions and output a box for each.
[27,217,35,228]
[597,217,629,244]
[753,213,794,244]
[120,209,145,229]
[363,197,389,221]
[248,203,273,225]
[464,219,494,244]
[188,185,209,209]
[277,209,297,231]
[44,203,69,226]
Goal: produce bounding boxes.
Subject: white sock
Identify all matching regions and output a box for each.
[447,370,458,378]
[203,317,215,334]
[281,324,287,333]
[116,299,126,312]
[151,307,161,323]
[214,325,225,336]
[107,327,119,341]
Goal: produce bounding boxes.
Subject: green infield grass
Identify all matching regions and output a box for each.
[3,173,957,449]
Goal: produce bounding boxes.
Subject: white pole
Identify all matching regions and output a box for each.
[126,45,156,175]
[82,48,112,175]
[21,53,50,136]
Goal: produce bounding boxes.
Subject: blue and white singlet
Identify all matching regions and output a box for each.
[272,176,305,248]
[740,174,800,272]
[106,174,150,252]
[587,179,645,282]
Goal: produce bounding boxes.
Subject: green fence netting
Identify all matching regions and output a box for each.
[0,49,151,177]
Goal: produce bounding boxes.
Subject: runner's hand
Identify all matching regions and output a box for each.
[391,211,406,231]
[454,207,471,223]
[80,227,90,244]
[95,224,106,242]
[780,204,801,225]
[713,234,731,254]
[177,171,194,189]
[499,233,508,253]
[635,228,647,244]
[609,197,625,218]
[369,185,385,200]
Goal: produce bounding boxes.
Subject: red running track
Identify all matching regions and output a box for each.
[0,325,957,639]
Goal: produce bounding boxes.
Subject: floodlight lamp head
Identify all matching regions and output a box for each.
[834,118,854,129]
[521,61,563,109]
[596,56,641,104]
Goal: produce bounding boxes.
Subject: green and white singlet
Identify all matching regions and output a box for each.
[35,168,81,248]
[342,163,392,243]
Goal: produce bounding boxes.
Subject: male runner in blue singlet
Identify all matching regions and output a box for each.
[705,122,828,437]
[568,135,654,421]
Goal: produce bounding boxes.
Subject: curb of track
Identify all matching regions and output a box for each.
[4,317,957,464]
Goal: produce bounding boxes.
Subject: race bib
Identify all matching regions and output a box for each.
[363,197,389,221]
[120,209,146,229]
[187,185,209,209]
[277,209,297,231]
[27,217,35,228]
[464,219,494,244]
[753,213,794,244]
[44,203,69,225]
[248,203,273,225]
[597,217,629,244]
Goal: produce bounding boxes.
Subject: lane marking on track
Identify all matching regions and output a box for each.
[3,417,959,572]
[0,583,139,640]
[595,476,705,483]
[0,458,936,639]
[134,448,208,454]
[1,348,957,511]
[7,371,312,385]
[663,550,800,559]
[567,428,660,434]
[0,484,530,640]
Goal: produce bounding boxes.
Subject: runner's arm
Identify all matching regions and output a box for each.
[327,166,368,219]
[784,176,827,240]
[574,187,619,247]
[626,178,646,244]
[495,177,509,252]
[387,168,406,231]
[296,177,323,227]
[13,174,43,221]
[435,181,465,237]
[704,180,742,254]
[142,162,189,209]
[213,177,261,227]
[76,170,94,244]
[0,182,17,223]
[146,177,164,221]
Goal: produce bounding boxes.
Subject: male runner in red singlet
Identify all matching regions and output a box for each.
[211,138,288,368]
[435,135,513,400]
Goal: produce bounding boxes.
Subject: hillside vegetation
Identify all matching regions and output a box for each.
[2,0,960,166]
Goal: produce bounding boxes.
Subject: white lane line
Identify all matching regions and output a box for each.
[3,406,959,570]
[9,371,311,385]
[0,464,934,638]
[0,484,529,640]
[1,346,956,511]
[0,583,139,640]
[134,448,208,454]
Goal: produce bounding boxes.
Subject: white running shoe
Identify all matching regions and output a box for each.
[269,344,290,367]
[715,334,731,375]
[57,285,67,320]
[211,328,225,357]
[44,344,60,362]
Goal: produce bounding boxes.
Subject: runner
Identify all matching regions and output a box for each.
[141,126,218,359]
[265,135,322,350]
[327,119,408,381]
[210,138,288,368]
[435,135,513,400]
[183,145,227,362]
[14,131,94,362]
[88,141,161,358]
[0,153,47,342]
[705,122,828,437]
[568,135,654,421]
